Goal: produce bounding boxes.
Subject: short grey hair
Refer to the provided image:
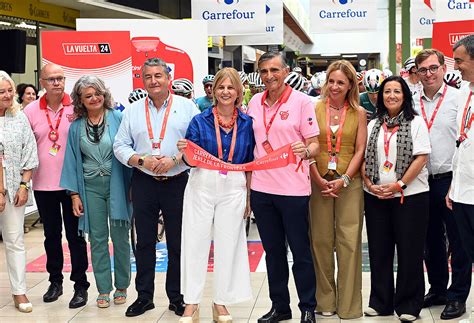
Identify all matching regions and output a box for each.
[141,57,170,79]
[453,34,474,59]
[71,75,113,117]
[257,51,288,69]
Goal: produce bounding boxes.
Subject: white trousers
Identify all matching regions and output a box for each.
[0,196,27,295]
[181,168,252,304]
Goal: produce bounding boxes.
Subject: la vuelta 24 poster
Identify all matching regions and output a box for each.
[41,31,133,110]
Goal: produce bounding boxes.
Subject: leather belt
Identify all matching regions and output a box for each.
[429,171,452,180]
[152,171,187,182]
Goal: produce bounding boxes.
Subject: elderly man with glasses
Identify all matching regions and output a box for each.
[24,63,90,309]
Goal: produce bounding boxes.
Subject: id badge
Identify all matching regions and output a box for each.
[49,143,61,156]
[262,140,274,154]
[328,155,337,170]
[219,170,228,178]
[382,160,393,174]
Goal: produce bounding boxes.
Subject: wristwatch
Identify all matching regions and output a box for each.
[138,155,146,167]
[398,180,407,190]
[20,181,30,190]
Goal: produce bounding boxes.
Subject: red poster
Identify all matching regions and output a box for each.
[41,31,132,110]
[432,20,474,71]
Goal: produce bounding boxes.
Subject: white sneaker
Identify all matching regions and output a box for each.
[316,311,336,317]
[364,307,380,316]
[399,314,417,321]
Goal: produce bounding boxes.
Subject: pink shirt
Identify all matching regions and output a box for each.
[24,94,75,191]
[248,86,319,196]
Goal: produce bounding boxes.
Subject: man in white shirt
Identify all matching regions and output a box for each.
[414,49,471,321]
[447,35,474,265]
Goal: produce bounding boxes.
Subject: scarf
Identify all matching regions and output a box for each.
[365,111,413,183]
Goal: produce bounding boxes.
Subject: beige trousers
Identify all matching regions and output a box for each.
[309,176,363,319]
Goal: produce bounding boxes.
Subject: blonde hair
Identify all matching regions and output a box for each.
[0,70,20,116]
[212,68,243,107]
[321,60,360,109]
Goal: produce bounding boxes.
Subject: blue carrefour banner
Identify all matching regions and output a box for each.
[192,0,266,36]
[310,0,377,33]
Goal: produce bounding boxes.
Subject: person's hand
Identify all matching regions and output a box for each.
[291,141,308,159]
[321,178,344,198]
[177,139,188,152]
[446,193,453,210]
[14,187,28,207]
[0,193,5,212]
[244,193,252,219]
[153,156,176,175]
[375,183,398,199]
[72,197,84,217]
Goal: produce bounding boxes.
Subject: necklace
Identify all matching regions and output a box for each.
[330,104,344,110]
[85,113,105,143]
[215,107,238,129]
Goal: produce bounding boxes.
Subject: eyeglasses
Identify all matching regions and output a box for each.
[417,65,440,75]
[43,77,66,84]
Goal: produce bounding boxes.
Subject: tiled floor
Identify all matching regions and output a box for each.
[0,216,473,323]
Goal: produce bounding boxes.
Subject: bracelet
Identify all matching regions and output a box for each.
[308,160,316,166]
[341,174,351,188]
[171,155,179,166]
[20,181,30,190]
[304,147,311,159]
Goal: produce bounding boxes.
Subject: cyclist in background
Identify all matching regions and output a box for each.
[195,75,214,112]
[359,68,384,121]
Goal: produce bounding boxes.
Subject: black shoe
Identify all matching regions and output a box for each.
[301,310,316,323]
[440,301,466,320]
[69,289,88,308]
[43,282,63,303]
[168,300,185,316]
[423,292,447,308]
[258,308,292,323]
[125,298,155,317]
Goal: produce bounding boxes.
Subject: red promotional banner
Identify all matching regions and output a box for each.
[432,20,474,71]
[184,141,298,172]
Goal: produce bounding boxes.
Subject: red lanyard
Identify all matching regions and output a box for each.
[44,108,64,143]
[145,95,173,149]
[213,108,238,163]
[262,85,292,139]
[325,98,348,156]
[420,84,447,131]
[382,123,399,159]
[460,91,473,140]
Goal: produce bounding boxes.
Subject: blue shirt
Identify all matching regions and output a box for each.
[113,93,200,176]
[196,96,213,112]
[185,108,255,164]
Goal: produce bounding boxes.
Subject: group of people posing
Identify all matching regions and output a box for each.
[0,35,472,323]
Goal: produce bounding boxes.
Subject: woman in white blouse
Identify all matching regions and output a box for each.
[361,76,431,322]
[0,71,39,313]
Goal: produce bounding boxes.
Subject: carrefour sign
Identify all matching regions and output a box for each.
[192,0,266,36]
[411,0,436,39]
[310,0,377,33]
[435,0,473,22]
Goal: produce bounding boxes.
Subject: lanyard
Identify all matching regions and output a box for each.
[145,95,173,149]
[213,107,238,163]
[460,91,473,139]
[325,98,348,156]
[420,84,447,131]
[382,122,399,159]
[262,85,292,139]
[44,108,64,143]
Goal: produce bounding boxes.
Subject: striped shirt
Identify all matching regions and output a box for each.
[185,107,255,164]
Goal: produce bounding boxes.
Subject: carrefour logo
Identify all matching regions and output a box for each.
[332,0,354,4]
[217,0,239,4]
[320,0,367,19]
[447,0,472,10]
[203,1,256,20]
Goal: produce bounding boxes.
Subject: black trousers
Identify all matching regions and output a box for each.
[424,177,471,302]
[250,190,316,313]
[453,202,474,262]
[365,192,429,317]
[132,169,187,302]
[34,190,89,290]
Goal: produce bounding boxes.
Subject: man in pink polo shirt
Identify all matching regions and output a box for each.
[24,64,89,308]
[248,52,320,323]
